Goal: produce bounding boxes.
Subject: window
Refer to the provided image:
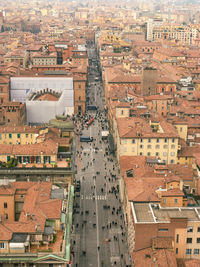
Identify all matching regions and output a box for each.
[139,152,143,156]
[163,152,167,156]
[156,145,160,149]
[170,152,175,156]
[17,133,20,138]
[171,145,175,149]
[164,138,167,143]
[194,249,200,255]
[140,145,143,149]
[156,152,159,156]
[186,249,192,255]
[4,202,7,209]
[174,198,178,204]
[176,248,178,254]
[172,138,175,143]
[170,160,174,164]
[121,110,124,115]
[163,145,168,149]
[187,238,192,243]
[79,96,81,101]
[180,127,182,132]
[187,226,193,232]
[132,139,135,144]
[147,145,151,149]
[163,198,166,204]
[197,227,200,232]
[124,140,127,144]
[156,138,159,143]
[5,214,8,220]
[9,133,12,139]
[148,138,151,143]
[147,152,151,156]
[0,243,6,249]
[132,147,135,152]
[26,134,28,138]
[124,147,127,152]
[158,228,168,232]
[0,134,1,140]
[140,139,143,143]
[197,238,200,243]
[176,234,179,243]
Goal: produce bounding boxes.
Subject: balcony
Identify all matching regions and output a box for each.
[30,231,64,253]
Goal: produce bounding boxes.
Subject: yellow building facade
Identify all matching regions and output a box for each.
[115,133,179,164]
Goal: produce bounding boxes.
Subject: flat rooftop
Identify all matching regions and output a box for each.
[132,203,200,224]
[132,203,154,223]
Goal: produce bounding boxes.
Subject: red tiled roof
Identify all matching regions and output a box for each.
[132,247,177,267]
[0,181,63,237]
[152,237,173,249]
[160,188,184,197]
[0,139,58,156]
[184,259,200,267]
[0,185,16,195]
[117,117,179,138]
[0,125,40,134]
[125,177,163,202]
[38,199,62,219]
[0,224,13,241]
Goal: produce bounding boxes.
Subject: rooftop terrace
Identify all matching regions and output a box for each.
[132,203,200,224]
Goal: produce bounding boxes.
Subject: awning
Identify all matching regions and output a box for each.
[9,243,24,248]
[101,131,109,138]
[108,134,115,152]
[61,213,66,223]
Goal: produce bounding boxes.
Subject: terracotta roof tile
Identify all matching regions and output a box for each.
[125,177,164,202]
[185,259,200,267]
[132,247,177,267]
[38,199,62,219]
[0,224,13,241]
[160,188,184,197]
[152,237,173,249]
[117,117,179,138]
[0,184,16,195]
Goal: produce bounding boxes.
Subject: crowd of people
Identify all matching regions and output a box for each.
[72,49,128,267]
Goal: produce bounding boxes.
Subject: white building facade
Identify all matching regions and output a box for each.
[10,77,74,124]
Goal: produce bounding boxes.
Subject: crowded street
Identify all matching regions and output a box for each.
[71,44,129,267]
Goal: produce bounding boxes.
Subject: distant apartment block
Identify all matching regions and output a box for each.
[32,52,57,66]
[146,19,198,45]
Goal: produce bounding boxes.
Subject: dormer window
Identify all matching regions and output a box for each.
[126,169,134,177]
